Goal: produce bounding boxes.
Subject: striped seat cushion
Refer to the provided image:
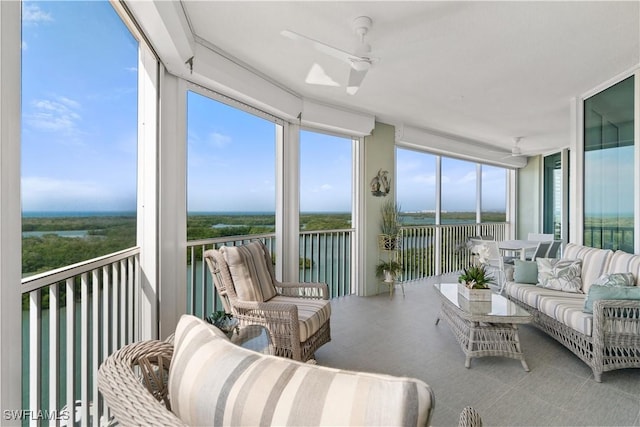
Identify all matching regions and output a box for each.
[537,294,592,336]
[221,241,277,302]
[169,315,434,427]
[269,296,331,342]
[562,244,613,293]
[505,282,580,308]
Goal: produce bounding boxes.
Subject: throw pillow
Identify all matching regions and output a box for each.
[592,272,635,287]
[513,260,538,284]
[220,241,277,302]
[536,258,583,293]
[583,284,640,313]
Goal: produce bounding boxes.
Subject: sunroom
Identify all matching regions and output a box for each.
[1,1,640,426]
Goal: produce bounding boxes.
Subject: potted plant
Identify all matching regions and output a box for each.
[458,264,493,301]
[205,310,239,337]
[376,259,403,283]
[378,199,401,250]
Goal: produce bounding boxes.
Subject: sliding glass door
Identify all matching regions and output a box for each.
[583,76,634,252]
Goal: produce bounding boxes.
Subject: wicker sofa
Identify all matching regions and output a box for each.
[99,315,443,426]
[505,243,640,382]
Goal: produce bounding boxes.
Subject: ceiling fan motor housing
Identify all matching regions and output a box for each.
[353,16,372,39]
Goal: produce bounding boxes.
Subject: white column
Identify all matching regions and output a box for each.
[507,169,518,239]
[157,72,187,339]
[0,1,23,422]
[476,164,482,224]
[137,45,160,341]
[352,137,364,295]
[435,156,442,275]
[569,97,583,245]
[276,123,300,282]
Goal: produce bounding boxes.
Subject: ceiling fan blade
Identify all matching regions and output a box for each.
[281,29,355,64]
[346,67,368,95]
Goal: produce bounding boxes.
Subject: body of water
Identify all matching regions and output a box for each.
[22,230,89,238]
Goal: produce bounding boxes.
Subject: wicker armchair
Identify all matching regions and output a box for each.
[97,330,483,427]
[97,339,184,426]
[204,240,331,362]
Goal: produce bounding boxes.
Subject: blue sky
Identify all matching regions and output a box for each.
[21,1,507,215]
[21,1,138,212]
[397,149,506,212]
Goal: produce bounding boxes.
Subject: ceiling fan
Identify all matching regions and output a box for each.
[506,137,525,157]
[281,16,377,95]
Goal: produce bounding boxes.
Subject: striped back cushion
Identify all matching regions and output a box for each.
[220,241,277,302]
[607,251,640,286]
[169,315,434,427]
[562,244,613,293]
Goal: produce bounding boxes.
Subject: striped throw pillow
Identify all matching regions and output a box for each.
[169,315,435,427]
[221,241,277,302]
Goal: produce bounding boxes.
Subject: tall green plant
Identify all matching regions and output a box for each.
[380,199,401,236]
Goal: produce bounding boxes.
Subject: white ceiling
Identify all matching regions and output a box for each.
[149,1,640,157]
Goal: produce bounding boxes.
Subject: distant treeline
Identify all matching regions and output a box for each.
[22,213,353,276]
[22,215,137,276]
[22,211,506,276]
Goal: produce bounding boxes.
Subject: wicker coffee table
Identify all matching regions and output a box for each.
[434,283,532,371]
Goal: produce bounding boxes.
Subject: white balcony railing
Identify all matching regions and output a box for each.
[18,223,506,425]
[400,223,508,281]
[186,229,355,318]
[21,247,141,427]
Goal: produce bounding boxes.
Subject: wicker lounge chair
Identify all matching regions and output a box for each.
[204,240,331,362]
[97,316,483,427]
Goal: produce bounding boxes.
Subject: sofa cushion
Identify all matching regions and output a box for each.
[562,244,613,293]
[537,258,583,293]
[607,250,640,285]
[505,282,579,308]
[537,294,592,336]
[169,315,434,427]
[220,241,277,302]
[269,296,331,342]
[513,260,538,284]
[583,285,640,314]
[593,272,635,287]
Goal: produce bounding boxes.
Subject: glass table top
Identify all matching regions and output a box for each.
[433,283,531,318]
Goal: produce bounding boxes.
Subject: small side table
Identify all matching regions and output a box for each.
[230,325,273,355]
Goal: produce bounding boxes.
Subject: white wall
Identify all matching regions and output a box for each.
[0,1,23,421]
[362,122,396,296]
[517,156,542,239]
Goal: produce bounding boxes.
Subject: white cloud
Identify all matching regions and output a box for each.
[25,96,82,135]
[458,171,476,183]
[22,41,28,50]
[22,176,134,211]
[209,132,232,148]
[412,173,436,185]
[22,3,53,25]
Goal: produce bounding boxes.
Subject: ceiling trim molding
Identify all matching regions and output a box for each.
[125,1,195,73]
[395,124,527,169]
[301,99,374,137]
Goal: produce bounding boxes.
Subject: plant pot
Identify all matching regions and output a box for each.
[457,282,492,301]
[383,270,395,283]
[457,296,493,314]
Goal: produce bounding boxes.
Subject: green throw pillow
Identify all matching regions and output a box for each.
[513,260,538,284]
[583,285,640,313]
